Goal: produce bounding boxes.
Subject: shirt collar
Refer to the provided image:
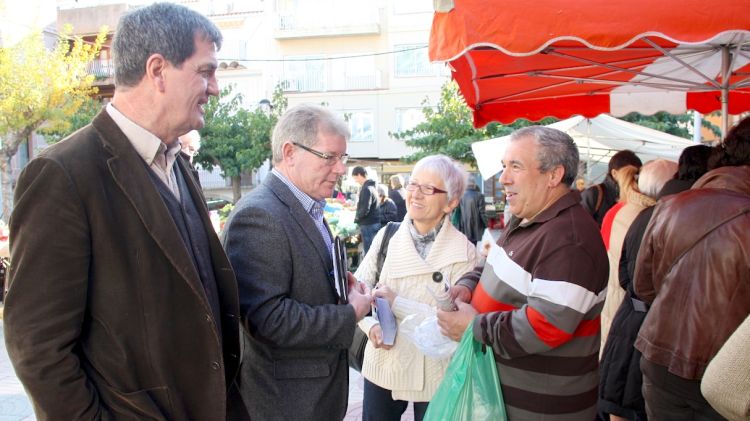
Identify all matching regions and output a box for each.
[271,168,326,214]
[106,103,180,165]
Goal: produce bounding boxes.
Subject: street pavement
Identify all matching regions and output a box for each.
[0,321,35,421]
[0,319,413,420]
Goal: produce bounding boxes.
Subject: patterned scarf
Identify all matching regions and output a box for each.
[407,218,444,259]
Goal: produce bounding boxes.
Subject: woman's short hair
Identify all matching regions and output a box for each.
[638,159,678,198]
[411,155,467,201]
[376,184,388,199]
[389,174,404,189]
[271,104,350,164]
[676,144,712,181]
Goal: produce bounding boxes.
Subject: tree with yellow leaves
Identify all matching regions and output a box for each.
[0,25,106,221]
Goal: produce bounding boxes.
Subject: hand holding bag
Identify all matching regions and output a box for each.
[423,325,507,421]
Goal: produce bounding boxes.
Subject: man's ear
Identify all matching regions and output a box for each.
[281,141,296,164]
[146,54,167,92]
[548,165,565,187]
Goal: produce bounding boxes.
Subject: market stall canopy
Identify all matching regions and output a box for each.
[471,114,695,180]
[429,0,750,134]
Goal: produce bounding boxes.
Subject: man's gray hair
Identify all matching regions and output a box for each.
[638,159,677,198]
[113,2,223,87]
[411,155,468,201]
[271,104,350,164]
[511,126,579,186]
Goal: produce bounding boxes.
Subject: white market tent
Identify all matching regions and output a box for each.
[471,114,697,180]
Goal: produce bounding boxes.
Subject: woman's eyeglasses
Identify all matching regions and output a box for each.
[405,181,447,195]
[292,142,349,166]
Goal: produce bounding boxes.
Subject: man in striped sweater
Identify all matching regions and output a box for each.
[438,126,608,420]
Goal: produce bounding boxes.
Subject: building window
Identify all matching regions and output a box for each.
[330,54,378,90]
[219,39,248,61]
[395,107,425,134]
[277,0,377,30]
[283,55,326,92]
[345,110,374,142]
[394,44,439,77]
[283,54,379,92]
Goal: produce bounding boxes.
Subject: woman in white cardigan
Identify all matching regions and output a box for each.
[354,155,479,421]
[701,314,750,421]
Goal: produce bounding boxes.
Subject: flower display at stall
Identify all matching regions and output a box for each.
[324,199,358,239]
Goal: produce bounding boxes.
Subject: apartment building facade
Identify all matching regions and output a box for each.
[56,0,448,167]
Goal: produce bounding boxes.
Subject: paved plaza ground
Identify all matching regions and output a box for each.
[0,321,35,421]
[0,319,413,420]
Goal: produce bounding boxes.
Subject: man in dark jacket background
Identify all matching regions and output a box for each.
[455,177,487,244]
[388,174,407,222]
[376,185,398,225]
[352,166,380,252]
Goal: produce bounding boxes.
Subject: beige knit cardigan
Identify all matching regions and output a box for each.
[600,189,655,354]
[353,215,478,402]
[701,314,750,421]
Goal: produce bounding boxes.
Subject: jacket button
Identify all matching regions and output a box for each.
[211,361,221,371]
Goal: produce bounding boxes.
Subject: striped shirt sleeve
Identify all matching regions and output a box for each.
[475,244,606,358]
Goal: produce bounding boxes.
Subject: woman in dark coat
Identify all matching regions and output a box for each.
[377,185,399,225]
[389,175,407,222]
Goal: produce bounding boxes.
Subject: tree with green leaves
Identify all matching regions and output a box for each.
[38,96,102,144]
[392,81,555,167]
[621,111,720,140]
[0,26,106,221]
[195,84,287,203]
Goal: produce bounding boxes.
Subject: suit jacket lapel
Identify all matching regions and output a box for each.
[264,174,334,274]
[92,111,207,303]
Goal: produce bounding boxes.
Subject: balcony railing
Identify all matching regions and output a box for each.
[275,1,380,38]
[282,69,381,93]
[86,60,114,80]
[278,11,380,34]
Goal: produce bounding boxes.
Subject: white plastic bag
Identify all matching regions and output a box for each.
[400,313,458,360]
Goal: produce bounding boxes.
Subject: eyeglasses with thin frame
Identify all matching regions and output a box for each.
[405,181,447,196]
[292,142,349,166]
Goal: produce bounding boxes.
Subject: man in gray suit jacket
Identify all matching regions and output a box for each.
[222,104,373,420]
[4,4,244,419]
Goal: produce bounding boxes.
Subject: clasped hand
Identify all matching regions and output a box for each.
[347,272,372,321]
[437,289,478,341]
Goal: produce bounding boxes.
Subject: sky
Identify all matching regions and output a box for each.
[0,0,57,45]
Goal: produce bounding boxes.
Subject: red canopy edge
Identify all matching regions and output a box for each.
[430,0,750,62]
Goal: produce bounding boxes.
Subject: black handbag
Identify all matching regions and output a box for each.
[348,222,400,371]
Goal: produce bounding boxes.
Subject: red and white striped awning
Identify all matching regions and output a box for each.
[429,0,750,134]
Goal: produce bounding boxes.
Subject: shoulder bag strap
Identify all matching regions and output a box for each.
[375,222,400,280]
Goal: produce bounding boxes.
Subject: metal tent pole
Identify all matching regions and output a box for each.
[720,46,730,139]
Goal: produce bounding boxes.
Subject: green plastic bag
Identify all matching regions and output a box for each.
[424,325,507,421]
